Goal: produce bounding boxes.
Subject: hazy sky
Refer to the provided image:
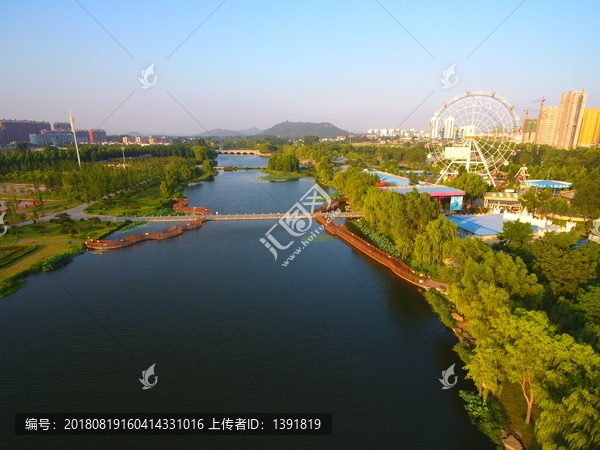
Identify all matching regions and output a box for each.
[1,0,598,135]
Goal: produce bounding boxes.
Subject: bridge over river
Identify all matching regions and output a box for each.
[143,212,363,222]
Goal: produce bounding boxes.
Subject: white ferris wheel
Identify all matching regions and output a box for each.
[427,91,521,187]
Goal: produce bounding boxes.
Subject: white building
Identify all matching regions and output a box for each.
[443,117,455,139]
[429,116,440,139]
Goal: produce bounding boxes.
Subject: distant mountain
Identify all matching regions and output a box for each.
[196,127,263,137]
[124,131,144,137]
[258,121,349,138]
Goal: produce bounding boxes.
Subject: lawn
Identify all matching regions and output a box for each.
[497,382,541,449]
[0,219,124,298]
[83,182,167,217]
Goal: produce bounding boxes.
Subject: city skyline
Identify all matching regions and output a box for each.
[1,1,599,135]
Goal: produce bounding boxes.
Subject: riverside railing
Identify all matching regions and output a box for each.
[86,198,211,250]
[315,215,428,288]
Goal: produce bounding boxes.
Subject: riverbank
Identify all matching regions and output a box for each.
[341,217,535,449]
[0,220,125,298]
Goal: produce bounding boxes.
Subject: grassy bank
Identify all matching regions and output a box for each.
[424,289,540,449]
[83,170,213,217]
[351,217,536,448]
[0,219,124,298]
[259,169,306,182]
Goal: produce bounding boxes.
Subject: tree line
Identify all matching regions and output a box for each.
[333,166,600,448]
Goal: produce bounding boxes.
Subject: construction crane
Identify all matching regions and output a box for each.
[531,97,546,145]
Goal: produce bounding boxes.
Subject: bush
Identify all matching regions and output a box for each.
[0,245,36,267]
[41,246,85,272]
[350,219,400,258]
[459,390,508,445]
[423,289,454,328]
[453,342,474,364]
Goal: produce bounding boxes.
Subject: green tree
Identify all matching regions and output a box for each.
[527,231,600,297]
[88,216,102,226]
[534,337,600,449]
[202,158,215,173]
[540,196,569,217]
[466,309,560,425]
[160,180,176,199]
[413,216,459,266]
[447,172,489,206]
[15,142,28,153]
[408,171,419,185]
[497,220,533,249]
[6,197,25,237]
[448,252,543,339]
[267,154,300,172]
[574,179,600,220]
[54,212,72,224]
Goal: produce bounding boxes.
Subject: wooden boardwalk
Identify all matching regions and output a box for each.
[314,215,445,291]
[85,198,211,250]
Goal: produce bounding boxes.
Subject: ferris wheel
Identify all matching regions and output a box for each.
[427,91,521,187]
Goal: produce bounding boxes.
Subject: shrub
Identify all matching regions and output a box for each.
[459,390,508,445]
[423,289,454,328]
[0,245,36,267]
[41,246,85,272]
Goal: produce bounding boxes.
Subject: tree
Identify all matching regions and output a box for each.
[527,231,600,297]
[88,216,102,227]
[540,196,569,217]
[447,172,489,206]
[534,337,600,449]
[6,197,25,237]
[37,221,49,234]
[160,180,175,199]
[379,160,399,174]
[53,212,72,225]
[466,309,560,425]
[302,136,319,146]
[413,216,459,266]
[15,142,28,153]
[448,251,543,338]
[408,171,419,185]
[497,220,533,249]
[574,179,600,220]
[267,154,300,172]
[202,158,215,173]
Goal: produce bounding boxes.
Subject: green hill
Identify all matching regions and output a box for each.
[259,121,349,138]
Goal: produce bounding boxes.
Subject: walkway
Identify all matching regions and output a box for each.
[314,215,447,291]
[84,198,211,250]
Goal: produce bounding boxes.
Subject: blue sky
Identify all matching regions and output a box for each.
[1,0,598,135]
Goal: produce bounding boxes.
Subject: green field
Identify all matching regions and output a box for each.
[83,181,169,217]
[0,219,124,298]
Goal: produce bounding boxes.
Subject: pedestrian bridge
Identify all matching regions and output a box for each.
[205,212,363,221]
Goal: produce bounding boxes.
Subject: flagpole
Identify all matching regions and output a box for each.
[69,111,82,167]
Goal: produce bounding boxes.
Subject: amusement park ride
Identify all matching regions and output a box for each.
[428,90,521,188]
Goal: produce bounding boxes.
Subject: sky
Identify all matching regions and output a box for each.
[1,0,599,136]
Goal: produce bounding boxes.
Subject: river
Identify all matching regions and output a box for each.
[0,157,493,449]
